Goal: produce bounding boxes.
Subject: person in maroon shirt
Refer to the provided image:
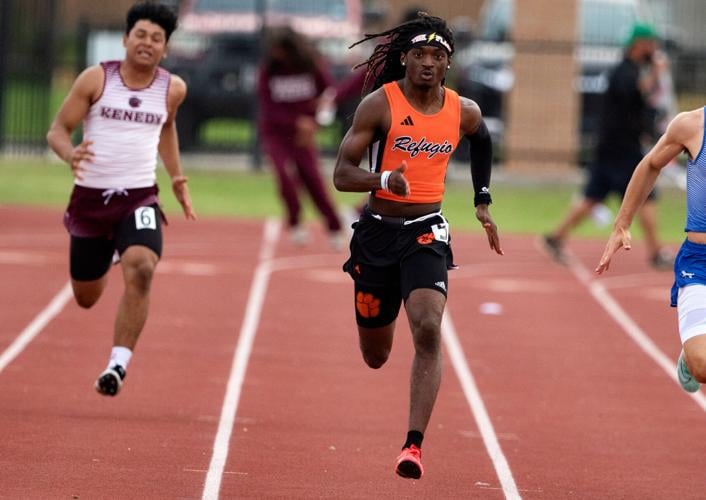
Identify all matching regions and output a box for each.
[257,26,343,247]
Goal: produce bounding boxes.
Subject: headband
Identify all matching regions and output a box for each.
[406,32,453,55]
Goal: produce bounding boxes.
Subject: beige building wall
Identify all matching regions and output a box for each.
[374,0,483,27]
[372,0,485,38]
[60,0,138,28]
[59,0,484,30]
[505,0,579,171]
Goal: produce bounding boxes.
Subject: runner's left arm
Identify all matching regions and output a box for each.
[461,97,502,255]
[159,75,196,220]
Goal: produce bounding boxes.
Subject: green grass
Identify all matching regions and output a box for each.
[200,119,254,147]
[0,156,687,243]
[199,118,343,151]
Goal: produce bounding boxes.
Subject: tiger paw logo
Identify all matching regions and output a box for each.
[417,232,434,245]
[356,292,380,318]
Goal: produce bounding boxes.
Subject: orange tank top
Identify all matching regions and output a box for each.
[372,81,461,204]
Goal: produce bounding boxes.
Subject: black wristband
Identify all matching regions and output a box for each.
[474,191,492,206]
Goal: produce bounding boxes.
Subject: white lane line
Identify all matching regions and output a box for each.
[202,218,280,500]
[0,281,72,374]
[0,250,51,265]
[442,312,522,500]
[569,258,706,412]
[593,271,669,290]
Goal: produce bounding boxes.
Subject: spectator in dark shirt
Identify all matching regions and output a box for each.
[257,26,343,248]
[542,22,673,269]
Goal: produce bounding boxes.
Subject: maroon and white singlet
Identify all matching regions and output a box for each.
[78,60,170,189]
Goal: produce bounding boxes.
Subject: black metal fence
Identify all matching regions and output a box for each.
[0,0,57,154]
[2,0,706,165]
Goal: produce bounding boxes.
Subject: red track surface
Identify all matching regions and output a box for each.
[1,205,705,499]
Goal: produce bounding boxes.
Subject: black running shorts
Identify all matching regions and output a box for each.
[583,153,658,201]
[70,203,163,281]
[343,207,454,328]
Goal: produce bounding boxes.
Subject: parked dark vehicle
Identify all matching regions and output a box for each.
[452,0,675,164]
[164,0,362,150]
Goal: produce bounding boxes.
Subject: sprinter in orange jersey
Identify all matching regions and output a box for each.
[333,12,503,480]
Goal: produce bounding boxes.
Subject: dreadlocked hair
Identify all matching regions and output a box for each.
[349,12,454,94]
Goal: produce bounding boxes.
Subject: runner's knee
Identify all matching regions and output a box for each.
[123,257,156,293]
[72,279,105,309]
[361,348,390,369]
[410,316,441,356]
[687,351,706,383]
[74,292,100,309]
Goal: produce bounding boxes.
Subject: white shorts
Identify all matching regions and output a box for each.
[677,285,706,343]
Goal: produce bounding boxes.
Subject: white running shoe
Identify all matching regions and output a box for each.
[329,231,345,251]
[677,351,700,393]
[290,226,309,246]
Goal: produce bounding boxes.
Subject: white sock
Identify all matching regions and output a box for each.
[108,346,133,370]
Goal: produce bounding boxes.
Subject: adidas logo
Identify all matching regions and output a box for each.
[434,281,447,292]
[400,115,415,126]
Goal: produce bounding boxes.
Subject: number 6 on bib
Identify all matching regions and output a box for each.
[135,206,157,230]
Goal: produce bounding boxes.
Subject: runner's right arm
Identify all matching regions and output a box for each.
[46,66,103,179]
[596,110,698,273]
[333,89,408,197]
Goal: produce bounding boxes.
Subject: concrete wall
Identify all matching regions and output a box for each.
[505,0,579,171]
[379,0,483,20]
[60,0,138,28]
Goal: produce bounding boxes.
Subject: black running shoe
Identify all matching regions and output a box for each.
[650,249,674,271]
[541,234,568,264]
[95,365,126,397]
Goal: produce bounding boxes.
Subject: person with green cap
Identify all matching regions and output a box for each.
[543,21,673,270]
[595,101,706,395]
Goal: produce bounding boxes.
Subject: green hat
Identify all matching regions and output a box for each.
[625,22,659,47]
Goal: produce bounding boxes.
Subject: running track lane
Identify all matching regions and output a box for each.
[3,207,706,498]
[0,219,70,359]
[0,207,265,498]
[212,228,513,499]
[445,235,706,498]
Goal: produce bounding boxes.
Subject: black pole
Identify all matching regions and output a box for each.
[251,0,266,170]
[0,0,11,151]
[42,0,58,151]
[76,17,90,75]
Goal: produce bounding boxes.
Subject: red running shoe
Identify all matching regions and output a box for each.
[395,444,424,479]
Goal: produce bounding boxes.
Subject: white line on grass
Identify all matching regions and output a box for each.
[569,257,706,411]
[442,312,522,500]
[0,281,72,374]
[202,218,281,500]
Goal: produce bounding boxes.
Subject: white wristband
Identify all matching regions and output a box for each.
[380,171,391,191]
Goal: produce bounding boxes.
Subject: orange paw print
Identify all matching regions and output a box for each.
[356,291,381,318]
[416,233,434,245]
